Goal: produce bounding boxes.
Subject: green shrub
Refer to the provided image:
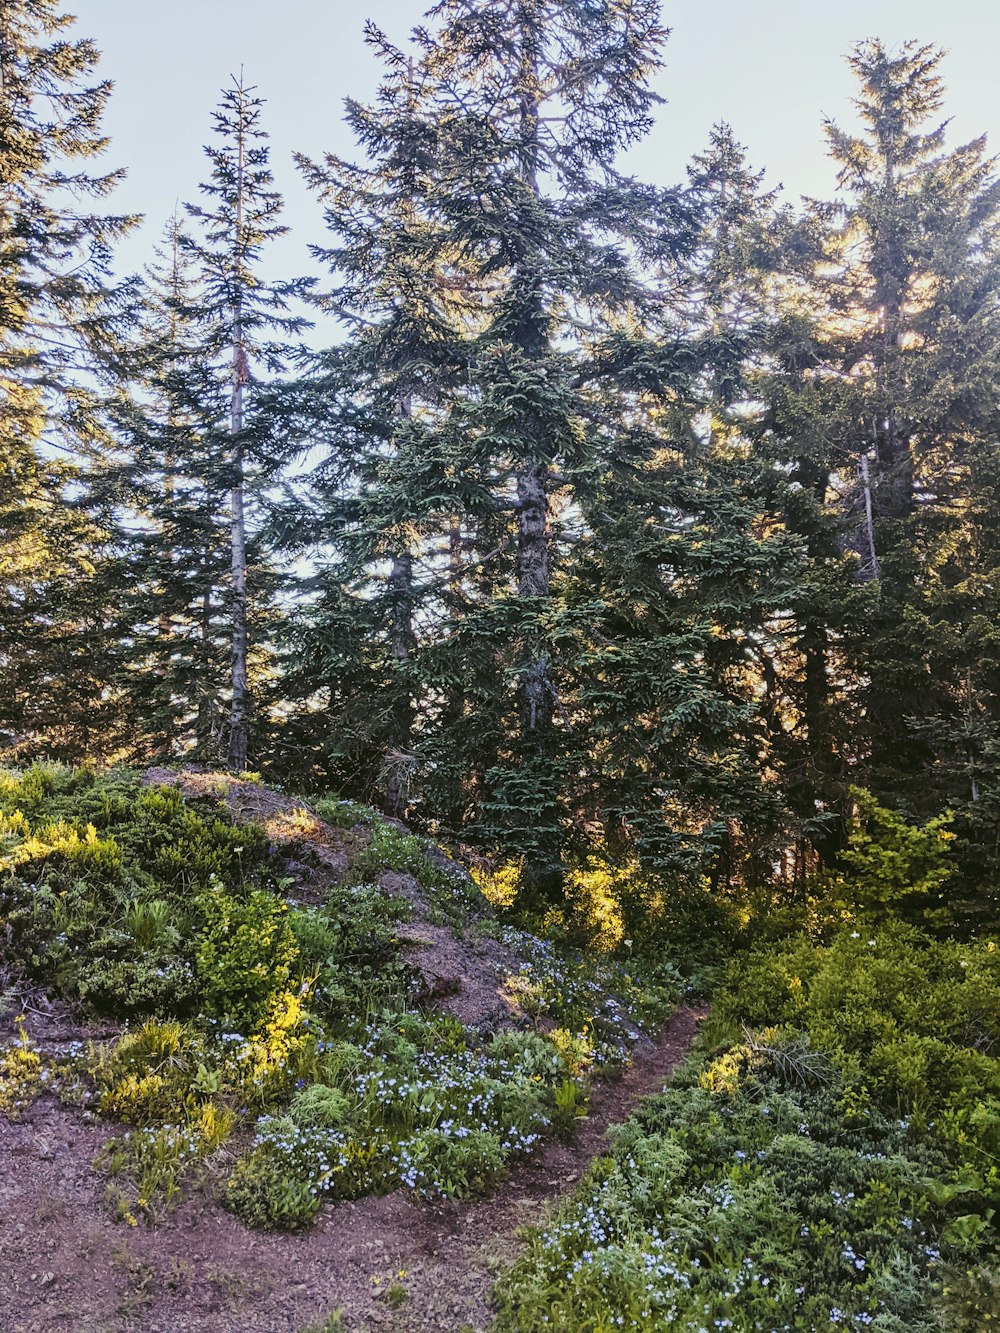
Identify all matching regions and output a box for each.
[714,923,1000,1177]
[95,1020,204,1124]
[0,767,282,1019]
[193,884,301,1029]
[289,888,409,1024]
[0,1018,42,1117]
[288,1083,352,1130]
[224,1142,322,1231]
[494,1043,954,1332]
[98,1100,234,1222]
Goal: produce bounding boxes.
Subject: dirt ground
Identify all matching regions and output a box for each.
[0,1007,703,1333]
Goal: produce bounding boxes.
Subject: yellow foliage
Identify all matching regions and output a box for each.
[473,861,523,911]
[562,858,631,953]
[0,1018,42,1118]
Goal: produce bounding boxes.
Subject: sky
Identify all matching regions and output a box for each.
[71,0,1000,299]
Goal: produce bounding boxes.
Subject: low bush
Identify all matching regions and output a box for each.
[495,906,1000,1331]
[495,1040,959,1331]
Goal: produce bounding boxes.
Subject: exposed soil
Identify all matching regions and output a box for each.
[140,769,527,1032]
[0,1007,703,1333]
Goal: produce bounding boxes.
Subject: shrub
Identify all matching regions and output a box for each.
[224,1141,322,1231]
[494,1043,955,1332]
[0,1018,42,1117]
[192,884,301,1029]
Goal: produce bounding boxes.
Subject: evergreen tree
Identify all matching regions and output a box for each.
[281,46,474,809]
[0,0,136,756]
[564,127,800,884]
[293,1,693,896]
[108,216,232,758]
[760,41,1000,870]
[182,74,311,772]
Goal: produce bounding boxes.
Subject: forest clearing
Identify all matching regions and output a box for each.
[3,0,1000,1329]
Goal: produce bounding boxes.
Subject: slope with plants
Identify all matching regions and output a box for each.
[493,801,1000,1332]
[0,763,681,1239]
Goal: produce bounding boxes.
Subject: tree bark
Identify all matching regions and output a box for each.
[384,547,415,817]
[227,111,250,774]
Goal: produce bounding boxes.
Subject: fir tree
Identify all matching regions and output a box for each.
[293,1,693,897]
[109,216,232,758]
[0,0,136,756]
[408,0,682,894]
[283,46,474,810]
[764,42,1000,850]
[182,74,311,772]
[565,127,800,884]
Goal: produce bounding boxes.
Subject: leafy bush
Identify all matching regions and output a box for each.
[496,909,1000,1331]
[289,886,410,1024]
[98,1100,235,1223]
[193,884,301,1029]
[713,923,1000,1178]
[0,765,281,1018]
[495,1042,955,1332]
[1,764,683,1235]
[821,789,956,922]
[224,1137,323,1230]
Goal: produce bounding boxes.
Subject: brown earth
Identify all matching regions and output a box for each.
[139,769,526,1032]
[0,1005,702,1333]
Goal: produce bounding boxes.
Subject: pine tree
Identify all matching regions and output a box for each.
[182,75,311,772]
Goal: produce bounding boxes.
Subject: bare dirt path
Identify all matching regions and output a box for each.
[0,1007,703,1333]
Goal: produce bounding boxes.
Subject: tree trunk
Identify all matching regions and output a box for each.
[227,426,249,772]
[384,548,415,817]
[516,458,551,734]
[227,113,250,774]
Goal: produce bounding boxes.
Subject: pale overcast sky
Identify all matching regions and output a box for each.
[73,0,1000,296]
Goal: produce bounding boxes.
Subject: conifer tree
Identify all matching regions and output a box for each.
[0,0,136,756]
[109,216,232,758]
[762,41,1000,859]
[295,2,691,895]
[182,75,310,772]
[288,18,794,896]
[564,127,800,884]
[282,47,475,809]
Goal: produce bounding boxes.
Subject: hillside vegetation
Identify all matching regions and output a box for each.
[1,764,999,1330]
[0,764,677,1236]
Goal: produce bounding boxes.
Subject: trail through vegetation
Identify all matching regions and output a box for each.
[0,1004,701,1333]
[4,1,1000,1327]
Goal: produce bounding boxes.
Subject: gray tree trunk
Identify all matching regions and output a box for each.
[227,117,250,774]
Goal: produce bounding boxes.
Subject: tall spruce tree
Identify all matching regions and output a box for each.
[294,1,695,894]
[282,45,475,809]
[182,75,310,772]
[108,216,233,759]
[429,0,673,895]
[563,127,801,884]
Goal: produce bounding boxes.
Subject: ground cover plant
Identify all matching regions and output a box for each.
[0,763,680,1231]
[492,802,1000,1332]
